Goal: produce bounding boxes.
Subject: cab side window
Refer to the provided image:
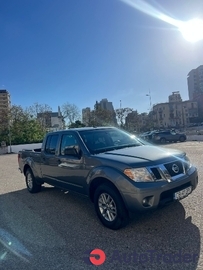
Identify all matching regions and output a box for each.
[60,134,79,156]
[45,135,59,154]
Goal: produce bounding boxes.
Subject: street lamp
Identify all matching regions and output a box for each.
[146,90,152,110]
[8,119,12,153]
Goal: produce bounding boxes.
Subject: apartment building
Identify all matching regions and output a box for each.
[82,98,117,126]
[187,65,203,100]
[95,98,117,125]
[82,107,91,125]
[37,106,64,131]
[153,92,198,128]
[97,98,115,112]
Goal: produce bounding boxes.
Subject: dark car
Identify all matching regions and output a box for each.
[140,130,158,141]
[152,130,187,143]
[18,127,197,230]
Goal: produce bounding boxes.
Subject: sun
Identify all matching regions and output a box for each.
[178,18,203,43]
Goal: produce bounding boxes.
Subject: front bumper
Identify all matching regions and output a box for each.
[122,166,198,213]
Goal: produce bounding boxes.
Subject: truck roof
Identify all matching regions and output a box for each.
[47,126,116,135]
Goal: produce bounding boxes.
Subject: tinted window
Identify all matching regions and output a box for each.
[45,135,59,154]
[60,134,79,156]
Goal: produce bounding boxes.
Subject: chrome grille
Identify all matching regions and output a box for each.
[148,160,186,182]
[164,161,184,177]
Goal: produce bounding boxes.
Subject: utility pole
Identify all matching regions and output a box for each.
[146,89,152,111]
[8,120,12,153]
[119,100,122,127]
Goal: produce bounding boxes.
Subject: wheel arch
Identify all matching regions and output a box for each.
[89,177,124,204]
[23,164,32,176]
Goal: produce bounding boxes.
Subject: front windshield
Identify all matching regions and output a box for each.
[79,128,143,153]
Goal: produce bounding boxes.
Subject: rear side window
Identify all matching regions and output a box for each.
[45,135,59,154]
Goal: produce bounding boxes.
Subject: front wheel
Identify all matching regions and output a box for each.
[94,184,129,230]
[25,168,41,193]
[160,137,166,144]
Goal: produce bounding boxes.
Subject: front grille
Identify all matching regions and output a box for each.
[164,161,184,177]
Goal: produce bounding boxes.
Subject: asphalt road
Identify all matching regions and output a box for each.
[0,142,203,270]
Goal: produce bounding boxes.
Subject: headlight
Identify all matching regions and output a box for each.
[124,168,154,182]
[183,155,192,170]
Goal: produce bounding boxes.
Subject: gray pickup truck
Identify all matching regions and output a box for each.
[18,127,198,230]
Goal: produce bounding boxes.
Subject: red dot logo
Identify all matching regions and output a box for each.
[89,249,106,266]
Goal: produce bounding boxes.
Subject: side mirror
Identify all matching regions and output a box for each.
[64,146,81,158]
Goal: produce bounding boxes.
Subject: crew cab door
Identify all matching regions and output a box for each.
[40,133,60,185]
[55,132,86,194]
[41,132,86,194]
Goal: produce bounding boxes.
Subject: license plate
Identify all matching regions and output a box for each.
[174,186,192,200]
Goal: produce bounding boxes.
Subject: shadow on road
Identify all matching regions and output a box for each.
[0,187,201,270]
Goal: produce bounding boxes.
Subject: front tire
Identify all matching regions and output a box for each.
[160,137,166,144]
[94,184,129,230]
[25,168,41,193]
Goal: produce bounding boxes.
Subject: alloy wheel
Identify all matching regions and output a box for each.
[98,193,117,222]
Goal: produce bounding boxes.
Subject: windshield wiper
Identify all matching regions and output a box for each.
[92,143,141,154]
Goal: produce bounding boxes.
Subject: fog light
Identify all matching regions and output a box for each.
[142,196,153,207]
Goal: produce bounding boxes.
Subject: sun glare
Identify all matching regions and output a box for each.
[120,0,203,43]
[178,18,203,43]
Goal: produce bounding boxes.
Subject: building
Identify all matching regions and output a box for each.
[125,111,151,132]
[153,92,198,128]
[82,99,117,126]
[37,106,64,131]
[0,89,11,119]
[82,107,91,126]
[97,98,115,112]
[94,98,117,125]
[50,107,64,130]
[187,65,203,100]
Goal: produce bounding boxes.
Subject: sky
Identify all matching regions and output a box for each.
[0,0,203,115]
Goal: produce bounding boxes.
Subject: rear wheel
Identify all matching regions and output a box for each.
[25,168,41,193]
[179,136,185,142]
[94,184,129,230]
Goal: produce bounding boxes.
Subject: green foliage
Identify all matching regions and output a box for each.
[0,105,46,145]
[87,103,117,127]
[68,120,86,128]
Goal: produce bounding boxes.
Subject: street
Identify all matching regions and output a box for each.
[0,142,203,270]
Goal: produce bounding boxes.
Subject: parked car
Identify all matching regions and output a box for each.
[18,127,197,230]
[152,130,187,143]
[140,130,158,141]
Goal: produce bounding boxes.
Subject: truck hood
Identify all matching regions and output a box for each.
[96,145,184,166]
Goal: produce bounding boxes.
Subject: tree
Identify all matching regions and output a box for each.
[68,120,86,128]
[26,102,53,130]
[0,105,47,145]
[61,102,81,126]
[87,102,117,127]
[0,108,10,143]
[115,107,133,128]
[125,110,140,132]
[26,103,52,118]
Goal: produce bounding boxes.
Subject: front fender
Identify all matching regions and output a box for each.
[86,166,135,196]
